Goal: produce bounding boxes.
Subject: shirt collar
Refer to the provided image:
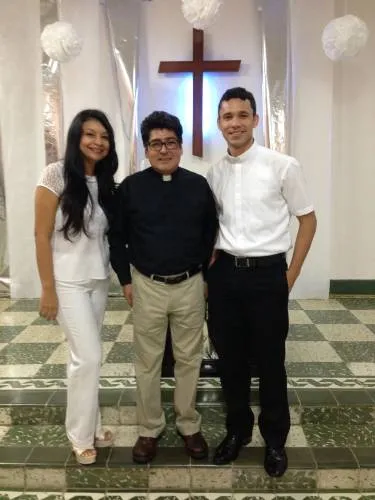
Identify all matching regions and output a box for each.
[224,140,259,164]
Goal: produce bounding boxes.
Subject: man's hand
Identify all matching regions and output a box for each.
[123,284,133,307]
[286,269,299,292]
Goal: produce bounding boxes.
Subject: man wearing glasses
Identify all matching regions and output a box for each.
[109,111,217,464]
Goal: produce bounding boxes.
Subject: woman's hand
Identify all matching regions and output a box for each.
[39,288,58,321]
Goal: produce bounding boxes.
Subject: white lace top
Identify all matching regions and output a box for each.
[37,161,110,281]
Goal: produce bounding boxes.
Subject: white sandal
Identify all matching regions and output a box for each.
[72,446,97,465]
[94,429,114,448]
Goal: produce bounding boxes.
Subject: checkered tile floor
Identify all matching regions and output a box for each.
[1,296,375,389]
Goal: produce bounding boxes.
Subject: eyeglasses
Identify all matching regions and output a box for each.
[148,139,180,152]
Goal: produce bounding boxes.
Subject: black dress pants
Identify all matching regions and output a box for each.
[207,252,290,448]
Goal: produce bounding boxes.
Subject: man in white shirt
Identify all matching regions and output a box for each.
[206,87,317,477]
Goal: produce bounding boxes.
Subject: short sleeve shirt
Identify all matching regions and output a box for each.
[37,161,110,281]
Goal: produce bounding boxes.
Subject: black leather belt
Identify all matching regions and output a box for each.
[221,251,285,269]
[149,266,202,285]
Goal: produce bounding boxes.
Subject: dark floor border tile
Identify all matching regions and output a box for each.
[352,447,375,467]
[0,445,32,465]
[26,446,72,466]
[330,280,375,295]
[313,447,358,468]
[297,389,337,406]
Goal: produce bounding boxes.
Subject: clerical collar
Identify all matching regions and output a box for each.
[150,166,180,180]
[225,140,258,164]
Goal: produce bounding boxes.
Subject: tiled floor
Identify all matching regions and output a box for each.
[0,296,375,389]
[1,297,375,496]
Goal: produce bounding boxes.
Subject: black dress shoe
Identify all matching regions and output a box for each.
[264,446,288,477]
[213,433,251,465]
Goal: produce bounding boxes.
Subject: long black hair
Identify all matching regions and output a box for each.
[60,109,118,240]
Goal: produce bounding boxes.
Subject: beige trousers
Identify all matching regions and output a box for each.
[132,268,205,437]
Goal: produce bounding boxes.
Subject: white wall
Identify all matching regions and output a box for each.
[288,0,334,298]
[331,0,375,279]
[138,0,263,177]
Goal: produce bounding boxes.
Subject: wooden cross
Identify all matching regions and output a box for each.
[158,29,241,157]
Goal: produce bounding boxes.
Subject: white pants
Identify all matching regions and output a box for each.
[56,278,109,449]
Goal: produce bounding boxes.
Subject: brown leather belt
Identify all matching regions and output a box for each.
[149,266,202,284]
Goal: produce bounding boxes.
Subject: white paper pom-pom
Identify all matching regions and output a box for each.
[181,0,223,30]
[41,21,83,63]
[322,14,369,61]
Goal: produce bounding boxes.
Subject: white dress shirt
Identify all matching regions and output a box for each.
[206,142,314,257]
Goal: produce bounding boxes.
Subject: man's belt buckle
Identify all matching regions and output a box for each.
[234,256,253,268]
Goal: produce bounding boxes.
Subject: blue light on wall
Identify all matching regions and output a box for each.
[177,74,219,140]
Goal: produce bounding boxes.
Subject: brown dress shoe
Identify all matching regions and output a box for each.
[132,436,158,464]
[179,431,208,459]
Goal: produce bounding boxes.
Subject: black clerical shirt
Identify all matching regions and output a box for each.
[109,167,218,285]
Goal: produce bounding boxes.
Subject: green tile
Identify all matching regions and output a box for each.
[27,446,71,465]
[302,407,340,425]
[338,298,375,310]
[151,447,190,466]
[232,468,275,491]
[338,406,375,425]
[119,389,137,405]
[109,467,150,490]
[10,406,65,425]
[48,391,67,405]
[0,325,26,342]
[31,317,58,326]
[288,324,325,341]
[288,300,302,310]
[333,389,373,405]
[234,447,264,466]
[352,447,375,467]
[66,467,108,490]
[287,389,300,405]
[1,425,69,447]
[0,446,32,464]
[11,496,39,500]
[286,363,352,377]
[195,390,224,404]
[10,390,52,405]
[101,325,122,341]
[106,297,131,311]
[0,343,59,364]
[34,364,67,378]
[5,299,39,311]
[99,389,123,406]
[161,390,175,404]
[272,470,316,492]
[108,446,134,466]
[331,342,375,362]
[297,389,337,406]
[287,447,316,469]
[366,389,375,403]
[305,310,360,324]
[106,342,134,363]
[312,447,357,468]
[191,497,231,500]
[303,423,375,447]
[125,311,133,324]
[0,391,21,404]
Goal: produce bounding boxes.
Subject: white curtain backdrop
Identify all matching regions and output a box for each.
[0,0,45,298]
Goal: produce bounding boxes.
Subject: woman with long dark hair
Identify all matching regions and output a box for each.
[35,109,118,464]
